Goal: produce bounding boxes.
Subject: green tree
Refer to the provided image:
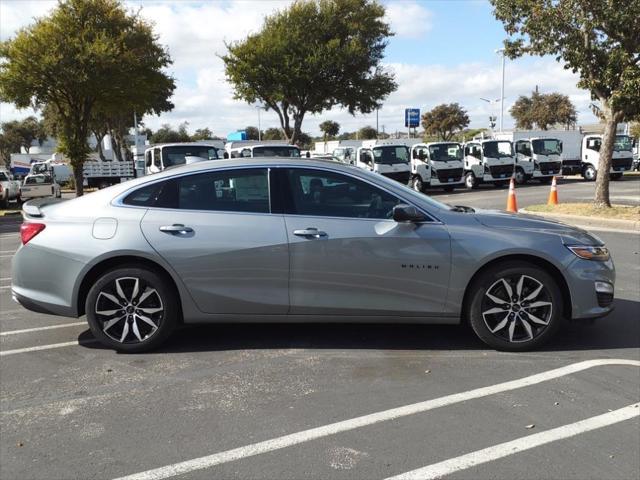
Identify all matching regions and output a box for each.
[629,121,640,139]
[296,132,313,150]
[319,120,340,143]
[191,128,213,141]
[510,91,577,130]
[244,126,261,141]
[421,103,470,141]
[492,0,640,208]
[150,123,191,144]
[357,125,378,139]
[0,116,47,156]
[0,0,175,196]
[0,127,22,169]
[263,127,285,141]
[222,0,396,145]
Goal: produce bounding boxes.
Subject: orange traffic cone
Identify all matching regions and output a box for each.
[547,176,559,206]
[506,177,518,212]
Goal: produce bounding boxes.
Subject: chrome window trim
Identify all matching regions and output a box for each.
[112,162,444,224]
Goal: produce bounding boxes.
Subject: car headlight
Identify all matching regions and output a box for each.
[566,245,610,261]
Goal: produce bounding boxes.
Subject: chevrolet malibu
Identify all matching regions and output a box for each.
[12,158,614,352]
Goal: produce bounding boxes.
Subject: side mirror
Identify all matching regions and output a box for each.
[393,204,426,223]
[418,151,427,161]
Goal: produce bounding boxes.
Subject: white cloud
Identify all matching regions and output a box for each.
[385,1,432,39]
[1,0,598,138]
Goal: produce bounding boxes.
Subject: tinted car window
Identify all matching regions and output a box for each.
[177,169,269,213]
[285,168,401,219]
[123,181,168,206]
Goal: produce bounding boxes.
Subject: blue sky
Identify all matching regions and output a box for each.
[0,0,596,138]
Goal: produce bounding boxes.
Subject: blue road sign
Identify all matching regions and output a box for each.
[405,108,420,128]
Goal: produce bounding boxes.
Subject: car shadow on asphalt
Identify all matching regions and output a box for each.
[78,298,640,354]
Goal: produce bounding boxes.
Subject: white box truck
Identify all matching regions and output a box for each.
[581,134,634,181]
[354,142,411,184]
[462,139,516,189]
[513,137,563,184]
[495,130,583,176]
[408,142,464,192]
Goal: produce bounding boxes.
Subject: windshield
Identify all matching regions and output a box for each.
[252,146,301,157]
[25,174,52,184]
[428,143,463,162]
[372,146,409,164]
[32,164,50,174]
[482,141,513,158]
[162,146,219,168]
[531,139,561,155]
[614,135,633,152]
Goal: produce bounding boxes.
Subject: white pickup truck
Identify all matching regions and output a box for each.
[20,163,62,201]
[0,169,21,208]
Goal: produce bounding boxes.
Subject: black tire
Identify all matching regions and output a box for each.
[514,168,527,185]
[85,266,178,352]
[411,176,424,193]
[465,172,477,190]
[466,261,563,351]
[582,165,597,181]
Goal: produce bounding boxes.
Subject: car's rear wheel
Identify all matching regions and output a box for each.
[86,266,178,352]
[467,261,563,351]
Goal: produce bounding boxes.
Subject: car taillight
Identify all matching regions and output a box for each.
[20,223,46,245]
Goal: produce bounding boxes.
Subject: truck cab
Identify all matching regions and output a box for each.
[409,142,464,192]
[226,143,301,159]
[513,137,562,184]
[332,146,357,165]
[20,162,61,201]
[354,143,411,185]
[145,143,220,175]
[581,134,634,181]
[463,139,515,189]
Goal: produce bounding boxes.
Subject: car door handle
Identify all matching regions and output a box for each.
[159,224,194,235]
[293,228,328,239]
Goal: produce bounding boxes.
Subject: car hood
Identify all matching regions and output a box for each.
[471,208,604,246]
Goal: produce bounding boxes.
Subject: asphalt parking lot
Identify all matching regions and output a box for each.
[1,177,639,480]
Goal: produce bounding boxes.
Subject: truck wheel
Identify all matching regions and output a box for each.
[98,181,109,190]
[411,176,424,193]
[0,197,7,209]
[582,165,597,181]
[610,173,623,181]
[465,172,477,190]
[514,168,527,185]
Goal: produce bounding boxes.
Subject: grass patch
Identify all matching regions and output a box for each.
[526,203,640,221]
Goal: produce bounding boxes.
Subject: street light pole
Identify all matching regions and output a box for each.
[255,106,262,141]
[496,49,506,132]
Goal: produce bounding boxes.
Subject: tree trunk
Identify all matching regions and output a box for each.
[73,163,84,197]
[593,105,619,208]
[94,131,106,161]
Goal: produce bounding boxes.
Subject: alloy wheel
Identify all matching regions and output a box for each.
[94,277,164,344]
[481,274,553,343]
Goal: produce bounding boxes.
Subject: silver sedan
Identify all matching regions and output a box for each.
[12,158,615,352]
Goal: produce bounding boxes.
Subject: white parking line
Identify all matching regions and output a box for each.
[113,358,640,480]
[0,255,14,258]
[0,277,11,281]
[0,286,11,290]
[0,339,98,356]
[385,403,640,480]
[0,322,87,336]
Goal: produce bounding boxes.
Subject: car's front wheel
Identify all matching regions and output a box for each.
[467,261,563,351]
[86,266,178,352]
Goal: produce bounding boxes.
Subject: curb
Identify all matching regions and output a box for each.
[520,209,640,232]
[0,210,22,217]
